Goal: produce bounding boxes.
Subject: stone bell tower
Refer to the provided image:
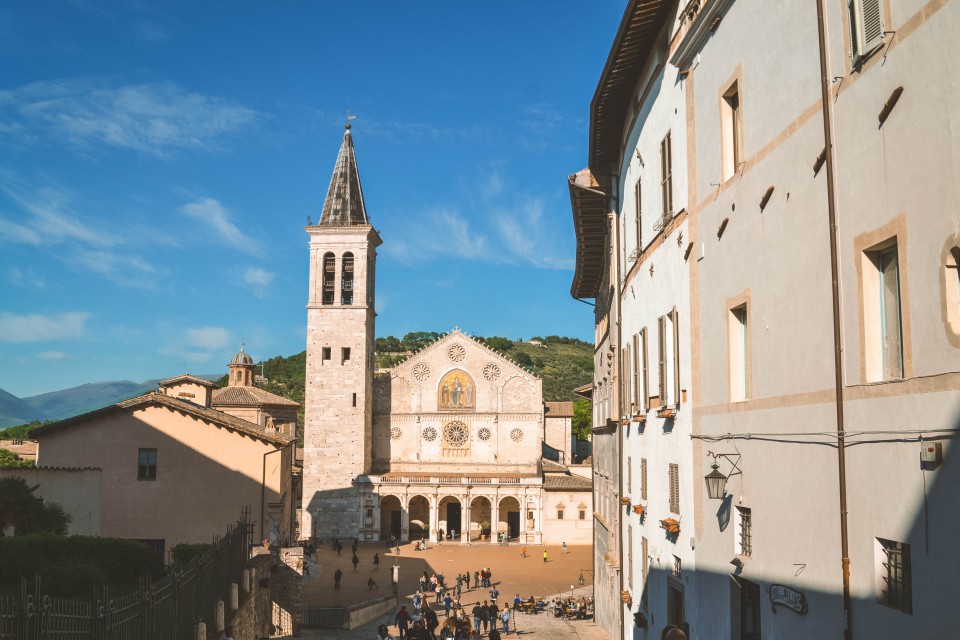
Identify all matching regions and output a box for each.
[301,124,381,540]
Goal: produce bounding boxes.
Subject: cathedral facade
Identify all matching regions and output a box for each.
[300,126,591,545]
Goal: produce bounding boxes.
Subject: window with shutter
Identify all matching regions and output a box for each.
[641,458,648,501]
[322,252,336,305]
[641,537,649,607]
[622,345,630,416]
[632,333,641,409]
[628,526,634,588]
[669,463,679,513]
[628,456,633,494]
[658,317,667,403]
[641,328,649,409]
[672,309,680,406]
[660,133,673,219]
[849,0,885,62]
[635,178,643,252]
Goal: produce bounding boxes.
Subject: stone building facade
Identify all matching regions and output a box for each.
[300,126,592,545]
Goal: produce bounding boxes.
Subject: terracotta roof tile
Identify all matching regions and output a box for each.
[212,386,300,407]
[544,401,574,417]
[543,473,593,491]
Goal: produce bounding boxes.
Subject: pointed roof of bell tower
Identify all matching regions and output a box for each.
[319,124,369,227]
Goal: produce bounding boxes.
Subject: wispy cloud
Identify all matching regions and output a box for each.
[180,197,261,256]
[184,326,230,351]
[0,174,161,287]
[0,79,256,157]
[0,312,90,343]
[384,172,572,270]
[243,267,274,287]
[5,265,46,289]
[38,350,69,361]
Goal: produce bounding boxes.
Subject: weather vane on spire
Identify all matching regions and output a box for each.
[345,110,357,130]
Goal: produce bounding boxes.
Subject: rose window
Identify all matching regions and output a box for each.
[423,427,437,442]
[413,363,430,381]
[448,343,467,362]
[390,426,402,440]
[483,363,501,381]
[510,428,524,442]
[443,421,469,447]
[478,427,491,441]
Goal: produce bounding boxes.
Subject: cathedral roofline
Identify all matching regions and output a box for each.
[384,328,538,382]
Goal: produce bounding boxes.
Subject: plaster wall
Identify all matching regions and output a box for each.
[0,467,101,536]
[35,404,290,555]
[541,490,593,545]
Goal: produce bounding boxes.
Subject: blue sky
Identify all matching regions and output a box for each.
[0,1,622,398]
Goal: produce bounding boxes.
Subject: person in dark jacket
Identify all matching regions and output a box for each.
[395,605,412,640]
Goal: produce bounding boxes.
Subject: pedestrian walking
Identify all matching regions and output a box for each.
[352,553,359,571]
[474,570,479,587]
[489,587,499,606]
[520,546,527,558]
[377,624,396,640]
[543,550,548,563]
[464,571,471,590]
[368,575,379,590]
[480,600,490,632]
[500,608,511,635]
[425,607,439,640]
[562,541,568,554]
[444,594,453,618]
[395,605,412,640]
[488,601,499,631]
[374,552,380,570]
[334,568,343,589]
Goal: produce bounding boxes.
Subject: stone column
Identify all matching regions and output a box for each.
[490,496,500,544]
[462,497,471,544]
[373,494,382,541]
[400,497,410,542]
[428,496,436,542]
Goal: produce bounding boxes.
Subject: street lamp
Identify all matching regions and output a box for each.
[704,463,728,500]
[704,451,743,500]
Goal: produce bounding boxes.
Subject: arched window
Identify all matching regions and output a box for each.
[322,252,335,305]
[341,252,354,305]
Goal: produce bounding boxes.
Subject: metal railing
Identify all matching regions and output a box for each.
[0,508,252,640]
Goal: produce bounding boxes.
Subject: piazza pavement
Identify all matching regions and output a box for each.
[298,541,606,640]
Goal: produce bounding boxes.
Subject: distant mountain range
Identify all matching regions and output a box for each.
[0,377,217,429]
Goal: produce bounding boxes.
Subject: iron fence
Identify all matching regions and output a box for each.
[0,507,252,640]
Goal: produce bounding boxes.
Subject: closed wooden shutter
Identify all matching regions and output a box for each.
[669,463,679,513]
[635,178,643,251]
[641,536,649,607]
[641,458,648,501]
[660,133,673,218]
[641,328,649,409]
[672,308,680,406]
[658,317,667,402]
[632,333,641,408]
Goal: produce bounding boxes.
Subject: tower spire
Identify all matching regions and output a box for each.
[319,124,369,226]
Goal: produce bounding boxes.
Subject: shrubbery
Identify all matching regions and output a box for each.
[0,535,164,596]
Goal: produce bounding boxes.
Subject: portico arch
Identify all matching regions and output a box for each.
[438,495,462,541]
[380,495,402,541]
[498,496,521,540]
[409,495,430,540]
[469,496,492,541]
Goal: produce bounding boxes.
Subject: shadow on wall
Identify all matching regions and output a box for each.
[33,412,293,560]
[628,410,959,639]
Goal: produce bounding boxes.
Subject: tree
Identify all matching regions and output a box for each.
[572,398,592,441]
[484,336,513,352]
[512,351,533,368]
[0,477,72,536]
[0,449,34,469]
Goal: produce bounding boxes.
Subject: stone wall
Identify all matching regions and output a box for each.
[225,553,271,640]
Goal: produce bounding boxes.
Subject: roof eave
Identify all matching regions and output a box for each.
[569,170,609,299]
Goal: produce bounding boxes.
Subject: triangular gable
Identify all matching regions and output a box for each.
[389,328,537,383]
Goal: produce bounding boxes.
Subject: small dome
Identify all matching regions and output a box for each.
[230,344,254,366]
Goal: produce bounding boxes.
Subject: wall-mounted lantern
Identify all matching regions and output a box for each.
[704,463,728,500]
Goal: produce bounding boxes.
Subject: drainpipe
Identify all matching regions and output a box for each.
[611,179,626,640]
[814,2,852,638]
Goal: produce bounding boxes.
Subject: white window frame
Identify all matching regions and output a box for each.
[848,0,885,63]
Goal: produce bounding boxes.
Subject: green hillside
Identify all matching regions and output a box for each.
[214,334,593,436]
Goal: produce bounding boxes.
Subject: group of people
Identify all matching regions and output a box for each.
[551,595,594,620]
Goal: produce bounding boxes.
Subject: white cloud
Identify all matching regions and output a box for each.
[0,312,90,343]
[180,197,261,255]
[38,350,68,361]
[243,267,274,287]
[385,207,490,266]
[6,265,46,289]
[0,79,256,157]
[184,326,230,351]
[0,177,114,248]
